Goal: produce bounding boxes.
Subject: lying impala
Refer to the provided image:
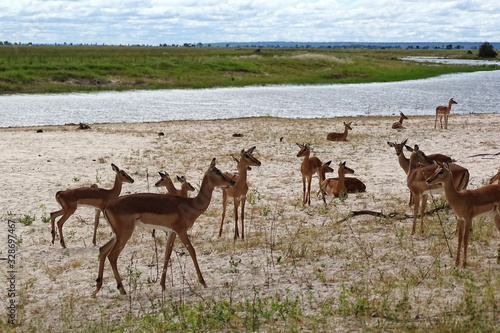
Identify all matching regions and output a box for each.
[319,161,366,204]
[426,162,500,267]
[405,145,469,234]
[93,158,235,296]
[50,163,134,248]
[219,146,261,239]
[327,122,352,141]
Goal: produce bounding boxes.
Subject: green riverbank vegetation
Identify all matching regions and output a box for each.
[0,46,498,94]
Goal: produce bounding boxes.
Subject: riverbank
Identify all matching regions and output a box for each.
[1,113,500,331]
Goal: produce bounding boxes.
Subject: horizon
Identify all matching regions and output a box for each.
[1,1,499,46]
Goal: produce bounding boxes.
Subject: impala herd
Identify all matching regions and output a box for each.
[48,98,500,296]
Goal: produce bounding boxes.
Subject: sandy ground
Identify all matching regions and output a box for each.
[1,113,500,331]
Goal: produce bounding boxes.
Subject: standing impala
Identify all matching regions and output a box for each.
[219,146,261,239]
[434,98,457,129]
[426,162,500,267]
[387,139,462,207]
[93,158,235,296]
[405,145,469,234]
[297,143,323,205]
[50,163,134,248]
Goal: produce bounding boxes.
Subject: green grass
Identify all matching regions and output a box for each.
[0,46,497,94]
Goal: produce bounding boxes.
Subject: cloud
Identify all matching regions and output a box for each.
[0,0,498,44]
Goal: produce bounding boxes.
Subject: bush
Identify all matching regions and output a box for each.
[478,42,497,58]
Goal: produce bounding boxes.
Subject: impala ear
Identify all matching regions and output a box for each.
[247,146,256,154]
[111,163,119,172]
[402,138,408,145]
[158,171,164,177]
[405,145,413,152]
[387,141,395,147]
[176,175,182,182]
[210,158,216,169]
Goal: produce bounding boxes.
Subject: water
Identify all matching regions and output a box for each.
[1,70,499,127]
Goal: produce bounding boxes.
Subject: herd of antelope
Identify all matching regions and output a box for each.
[49,98,500,296]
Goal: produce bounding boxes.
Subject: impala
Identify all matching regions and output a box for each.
[321,161,358,203]
[155,171,195,197]
[327,122,352,141]
[50,163,134,248]
[434,98,457,129]
[297,143,322,205]
[392,112,408,129]
[406,145,469,234]
[219,146,261,239]
[318,161,366,203]
[426,162,500,267]
[93,158,235,296]
[387,139,461,207]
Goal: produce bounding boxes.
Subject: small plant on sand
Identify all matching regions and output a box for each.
[39,204,50,223]
[18,214,35,226]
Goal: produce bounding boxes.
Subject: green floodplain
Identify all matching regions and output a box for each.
[0,46,498,95]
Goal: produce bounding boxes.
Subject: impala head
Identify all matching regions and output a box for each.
[111,163,135,183]
[241,146,262,167]
[400,112,408,119]
[404,143,431,166]
[296,143,311,157]
[450,98,457,105]
[155,171,172,187]
[339,161,355,175]
[321,161,334,174]
[177,175,196,192]
[425,161,450,186]
[208,158,236,188]
[231,155,251,171]
[387,138,408,156]
[344,122,353,130]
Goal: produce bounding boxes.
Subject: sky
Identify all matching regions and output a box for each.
[1,0,499,46]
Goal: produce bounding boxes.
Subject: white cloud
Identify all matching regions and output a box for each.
[0,0,498,44]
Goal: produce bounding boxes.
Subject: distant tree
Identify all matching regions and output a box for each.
[478,42,497,58]
[446,44,453,49]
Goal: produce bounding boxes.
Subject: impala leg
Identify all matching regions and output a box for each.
[411,192,420,235]
[92,209,101,246]
[233,199,240,239]
[419,194,428,233]
[493,214,500,263]
[176,231,207,288]
[107,227,135,295]
[55,206,77,248]
[93,236,117,297]
[302,176,307,205]
[241,196,246,240]
[50,209,63,244]
[306,175,312,206]
[456,219,465,267]
[160,232,177,290]
[462,218,472,268]
[219,190,228,237]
